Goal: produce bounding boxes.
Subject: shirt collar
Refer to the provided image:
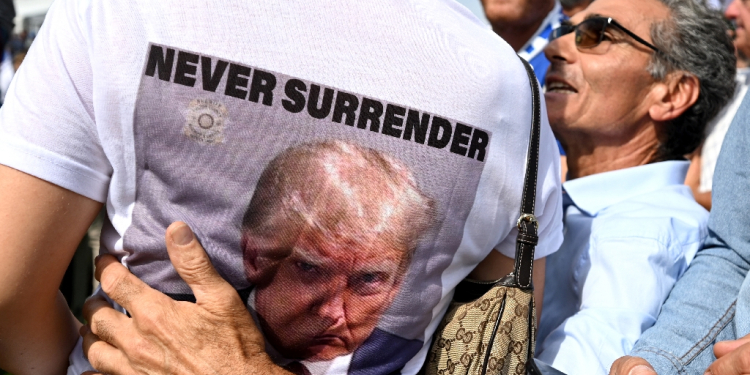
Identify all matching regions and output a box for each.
[562,161,689,216]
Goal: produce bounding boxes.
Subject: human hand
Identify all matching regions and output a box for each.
[704,334,750,375]
[80,222,290,375]
[610,356,657,375]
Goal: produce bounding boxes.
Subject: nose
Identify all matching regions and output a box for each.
[316,288,347,325]
[726,0,740,20]
[544,30,577,68]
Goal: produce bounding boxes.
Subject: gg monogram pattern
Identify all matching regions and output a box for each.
[425,284,536,375]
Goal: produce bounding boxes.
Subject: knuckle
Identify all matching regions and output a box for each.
[100,267,128,295]
[611,356,642,375]
[91,317,114,344]
[213,288,241,308]
[178,251,211,275]
[104,275,142,307]
[86,343,105,371]
[137,313,158,332]
[205,285,245,312]
[135,305,166,333]
[130,346,150,365]
[82,297,97,320]
[609,358,623,373]
[129,337,159,367]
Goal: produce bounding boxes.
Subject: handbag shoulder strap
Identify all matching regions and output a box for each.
[513,56,542,289]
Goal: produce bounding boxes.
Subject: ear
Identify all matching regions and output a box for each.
[649,72,700,122]
[241,233,265,284]
[241,231,290,285]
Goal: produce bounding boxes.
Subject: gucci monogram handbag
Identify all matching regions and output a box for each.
[422,56,544,375]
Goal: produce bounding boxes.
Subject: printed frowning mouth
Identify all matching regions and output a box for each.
[310,334,348,347]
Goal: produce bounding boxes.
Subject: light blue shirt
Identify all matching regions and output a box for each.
[536,161,709,375]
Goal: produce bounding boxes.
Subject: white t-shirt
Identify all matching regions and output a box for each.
[0,0,563,374]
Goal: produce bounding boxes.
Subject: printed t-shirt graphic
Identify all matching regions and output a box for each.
[124,44,491,374]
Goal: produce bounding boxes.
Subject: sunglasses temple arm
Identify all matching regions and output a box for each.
[610,19,660,53]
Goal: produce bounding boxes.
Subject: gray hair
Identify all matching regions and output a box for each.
[648,0,736,161]
[241,141,436,285]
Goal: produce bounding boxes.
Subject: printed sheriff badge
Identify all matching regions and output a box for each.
[184,99,228,144]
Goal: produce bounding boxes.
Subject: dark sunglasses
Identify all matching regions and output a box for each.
[550,16,662,54]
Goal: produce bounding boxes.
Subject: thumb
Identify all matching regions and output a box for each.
[706,343,750,375]
[629,365,657,375]
[714,334,750,359]
[610,356,657,375]
[166,222,239,309]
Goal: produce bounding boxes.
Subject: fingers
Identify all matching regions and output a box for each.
[81,325,133,375]
[628,365,658,375]
[707,340,750,375]
[165,222,239,309]
[82,296,131,349]
[95,254,167,318]
[610,356,657,375]
[714,335,750,359]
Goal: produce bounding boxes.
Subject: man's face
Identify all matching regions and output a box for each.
[481,0,554,26]
[726,0,750,61]
[543,0,669,141]
[246,228,407,362]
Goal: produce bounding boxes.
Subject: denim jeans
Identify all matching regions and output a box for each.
[629,92,750,374]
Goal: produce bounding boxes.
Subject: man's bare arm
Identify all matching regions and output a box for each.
[470,250,546,323]
[0,164,102,375]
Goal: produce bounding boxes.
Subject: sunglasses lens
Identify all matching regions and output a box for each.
[550,25,574,42]
[576,18,607,49]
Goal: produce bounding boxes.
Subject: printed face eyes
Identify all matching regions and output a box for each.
[291,246,402,296]
[349,272,394,296]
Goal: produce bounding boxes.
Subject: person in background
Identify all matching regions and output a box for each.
[560,0,594,17]
[480,0,573,180]
[0,0,13,55]
[0,0,14,106]
[534,0,736,373]
[685,0,750,211]
[480,0,565,80]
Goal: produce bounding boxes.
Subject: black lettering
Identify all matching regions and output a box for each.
[282,79,307,113]
[145,45,175,81]
[201,57,228,92]
[468,129,489,162]
[173,51,199,87]
[428,117,453,149]
[224,63,251,99]
[450,123,473,156]
[307,84,335,119]
[403,110,430,144]
[357,98,384,132]
[249,70,277,106]
[332,92,359,126]
[382,104,406,138]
